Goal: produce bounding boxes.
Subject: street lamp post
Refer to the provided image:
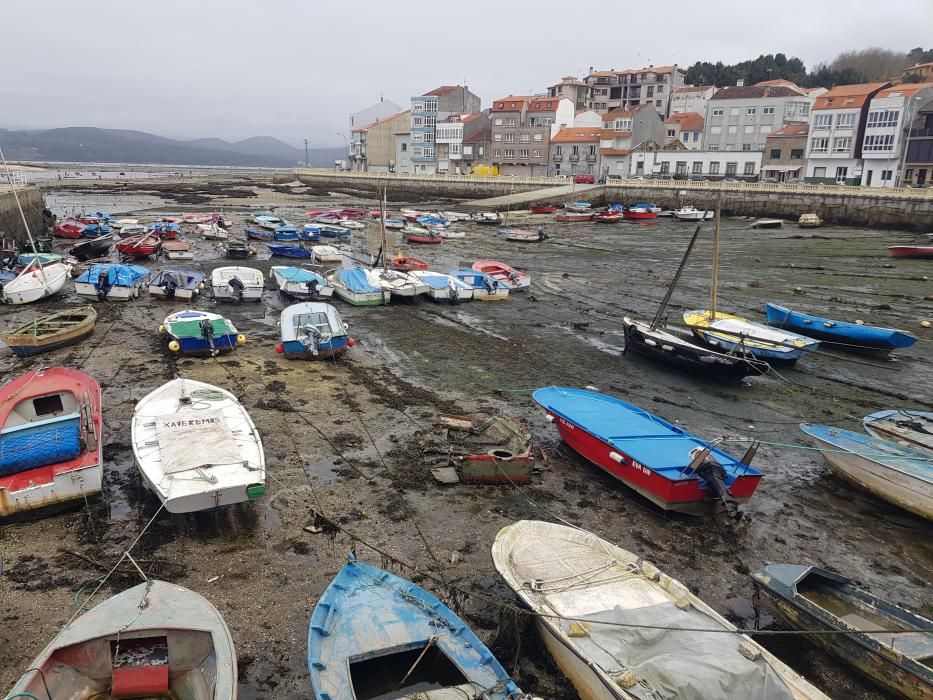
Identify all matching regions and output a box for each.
[337,131,349,170]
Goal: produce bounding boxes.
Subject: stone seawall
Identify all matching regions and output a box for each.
[0,187,48,247]
[293,172,546,199]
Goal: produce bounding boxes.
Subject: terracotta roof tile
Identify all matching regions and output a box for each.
[424,85,458,96]
[876,82,933,98]
[673,85,713,94]
[528,98,563,112]
[768,124,809,137]
[601,129,631,138]
[492,96,537,111]
[813,82,890,110]
[711,85,804,100]
[602,108,636,122]
[664,111,704,131]
[617,65,679,75]
[550,127,604,143]
[600,148,631,156]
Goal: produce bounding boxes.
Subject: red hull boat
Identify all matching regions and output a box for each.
[391,255,429,271]
[529,205,557,214]
[623,208,657,220]
[554,212,593,222]
[888,246,933,259]
[53,220,86,238]
[594,212,624,223]
[403,232,443,245]
[117,234,161,258]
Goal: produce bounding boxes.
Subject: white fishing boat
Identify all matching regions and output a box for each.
[112,217,139,227]
[492,520,829,700]
[270,265,333,299]
[131,378,265,513]
[337,218,365,229]
[751,218,784,229]
[1,260,73,305]
[210,265,264,301]
[439,210,471,221]
[6,580,238,699]
[119,223,146,235]
[326,267,391,306]
[75,263,150,301]
[311,245,343,264]
[863,409,933,454]
[197,223,229,240]
[409,270,475,302]
[437,229,467,239]
[373,268,429,298]
[673,205,714,221]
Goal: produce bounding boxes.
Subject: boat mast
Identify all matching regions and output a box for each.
[710,192,722,320]
[380,187,389,273]
[503,177,515,227]
[0,143,47,283]
[649,209,708,331]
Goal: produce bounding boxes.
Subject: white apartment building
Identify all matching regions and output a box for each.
[670,86,715,116]
[861,83,933,187]
[704,81,814,152]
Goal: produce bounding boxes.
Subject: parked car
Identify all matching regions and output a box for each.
[722,177,738,183]
[688,176,707,181]
[653,174,674,181]
[761,177,779,183]
[786,178,807,185]
[573,174,595,184]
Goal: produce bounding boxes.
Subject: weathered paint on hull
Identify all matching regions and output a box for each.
[535,619,622,700]
[0,464,103,518]
[332,288,388,306]
[75,283,141,301]
[5,325,96,357]
[760,590,931,700]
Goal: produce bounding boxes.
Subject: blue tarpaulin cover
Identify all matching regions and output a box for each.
[77,264,149,287]
[0,415,82,476]
[337,267,379,293]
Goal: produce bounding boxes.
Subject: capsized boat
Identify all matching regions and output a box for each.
[1,260,73,305]
[6,580,237,698]
[534,386,762,517]
[271,266,333,300]
[409,270,474,302]
[492,520,828,700]
[450,268,509,301]
[798,213,823,228]
[0,367,102,518]
[75,263,150,301]
[70,235,112,262]
[863,409,933,454]
[683,309,820,365]
[132,377,264,513]
[888,245,933,259]
[751,218,784,229]
[308,556,525,700]
[267,242,313,258]
[472,259,530,291]
[373,268,429,298]
[752,564,933,699]
[1,307,98,357]
[148,269,206,302]
[277,302,350,359]
[211,266,264,301]
[800,423,932,519]
[311,245,343,264]
[765,303,917,351]
[161,310,244,357]
[326,267,390,306]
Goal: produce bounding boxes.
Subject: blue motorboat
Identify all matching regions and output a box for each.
[270,266,333,300]
[449,268,510,300]
[765,303,917,351]
[244,226,273,241]
[74,263,149,301]
[298,225,321,242]
[317,224,351,239]
[308,556,524,700]
[267,243,312,259]
[416,215,449,228]
[81,223,112,237]
[274,224,299,241]
[278,302,349,359]
[162,310,242,356]
[533,387,763,518]
[146,222,181,235]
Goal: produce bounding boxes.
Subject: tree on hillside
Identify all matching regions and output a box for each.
[906,47,933,66]
[685,54,806,87]
[830,47,908,82]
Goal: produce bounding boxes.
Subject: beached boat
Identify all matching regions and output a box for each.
[450,268,509,301]
[554,211,594,222]
[148,269,206,302]
[253,214,284,230]
[391,254,428,271]
[245,226,273,241]
[765,303,917,351]
[437,228,466,239]
[277,302,350,359]
[674,205,714,220]
[70,236,112,261]
[335,218,364,230]
[751,218,784,228]
[382,216,405,229]
[211,266,264,302]
[53,220,86,238]
[81,223,112,238]
[372,268,429,298]
[564,201,593,212]
[1,307,97,358]
[472,259,530,291]
[416,215,449,228]
[7,580,237,698]
[196,223,228,240]
[15,252,65,268]
[161,310,244,357]
[112,217,138,227]
[225,239,253,259]
[800,423,932,519]
[132,377,264,513]
[753,563,933,699]
[117,233,161,258]
[401,208,429,222]
[119,224,149,237]
[1,260,73,305]
[798,213,823,228]
[75,263,149,301]
[492,520,828,700]
[439,210,471,221]
[271,266,333,300]
[888,245,933,259]
[146,222,180,239]
[267,242,313,258]
[409,270,474,302]
[308,556,525,700]
[0,367,102,518]
[684,309,820,365]
[161,240,193,260]
[863,409,933,454]
[534,386,763,517]
[505,228,548,242]
[529,204,557,214]
[472,211,501,225]
[318,224,352,239]
[403,228,444,244]
[311,245,343,264]
[623,204,657,220]
[593,211,624,223]
[298,224,321,241]
[326,267,390,306]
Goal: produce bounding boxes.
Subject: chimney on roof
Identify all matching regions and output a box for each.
[589,66,593,74]
[736,79,744,87]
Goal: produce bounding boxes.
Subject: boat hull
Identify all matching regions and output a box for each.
[75,280,144,301]
[765,303,916,351]
[211,286,263,301]
[148,285,197,301]
[1,264,71,305]
[863,410,933,453]
[332,288,389,306]
[2,311,97,357]
[888,246,933,259]
[282,338,348,360]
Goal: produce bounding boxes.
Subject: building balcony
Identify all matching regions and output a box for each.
[552,154,562,162]
[569,154,580,162]
[585,154,597,162]
[910,127,933,137]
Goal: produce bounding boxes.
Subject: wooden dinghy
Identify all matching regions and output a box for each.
[492,520,828,700]
[800,424,932,519]
[0,367,102,518]
[863,409,933,454]
[2,306,97,357]
[753,564,933,699]
[308,556,527,700]
[7,580,237,699]
[132,377,265,513]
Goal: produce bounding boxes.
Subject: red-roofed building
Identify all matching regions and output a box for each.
[547,75,589,111]
[583,64,686,116]
[664,112,705,150]
[409,85,481,173]
[550,128,603,177]
[490,96,574,175]
[670,85,716,118]
[435,113,492,174]
[761,123,809,181]
[902,62,933,83]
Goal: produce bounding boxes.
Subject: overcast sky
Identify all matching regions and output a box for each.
[4,0,931,147]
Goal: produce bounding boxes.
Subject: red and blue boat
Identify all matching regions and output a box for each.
[532,387,762,518]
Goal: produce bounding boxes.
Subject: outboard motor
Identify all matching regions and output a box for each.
[199,317,217,355]
[299,323,322,356]
[305,279,320,297]
[161,273,179,300]
[448,280,461,306]
[483,276,496,294]
[688,447,741,520]
[537,227,549,241]
[228,276,245,301]
[96,269,112,301]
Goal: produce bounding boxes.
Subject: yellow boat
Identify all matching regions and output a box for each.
[683,309,820,365]
[798,213,823,228]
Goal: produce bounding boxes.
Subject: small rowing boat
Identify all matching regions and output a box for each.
[310,245,343,264]
[403,228,443,244]
[554,211,593,222]
[450,268,509,301]
[161,240,193,260]
[391,254,428,271]
[529,204,557,214]
[888,245,933,259]
[472,259,530,291]
[593,211,623,223]
[765,303,917,351]
[161,310,244,357]
[683,309,819,365]
[53,220,86,238]
[116,233,161,258]
[1,307,97,357]
[863,409,933,454]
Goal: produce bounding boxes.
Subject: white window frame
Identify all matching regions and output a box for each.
[814,114,832,130]
[866,110,899,128]
[836,113,855,129]
[747,107,757,116]
[712,108,723,117]
[810,137,829,153]
[832,136,851,153]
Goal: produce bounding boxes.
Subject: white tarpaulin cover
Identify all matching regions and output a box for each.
[155,409,241,474]
[561,602,795,700]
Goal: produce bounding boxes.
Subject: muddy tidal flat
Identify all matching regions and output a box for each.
[2,177,932,699]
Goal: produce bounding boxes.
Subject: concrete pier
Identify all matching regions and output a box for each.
[0,185,48,247]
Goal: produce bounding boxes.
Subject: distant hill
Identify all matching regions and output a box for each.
[0,127,343,167]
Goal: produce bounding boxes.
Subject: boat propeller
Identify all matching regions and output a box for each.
[687,446,742,520]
